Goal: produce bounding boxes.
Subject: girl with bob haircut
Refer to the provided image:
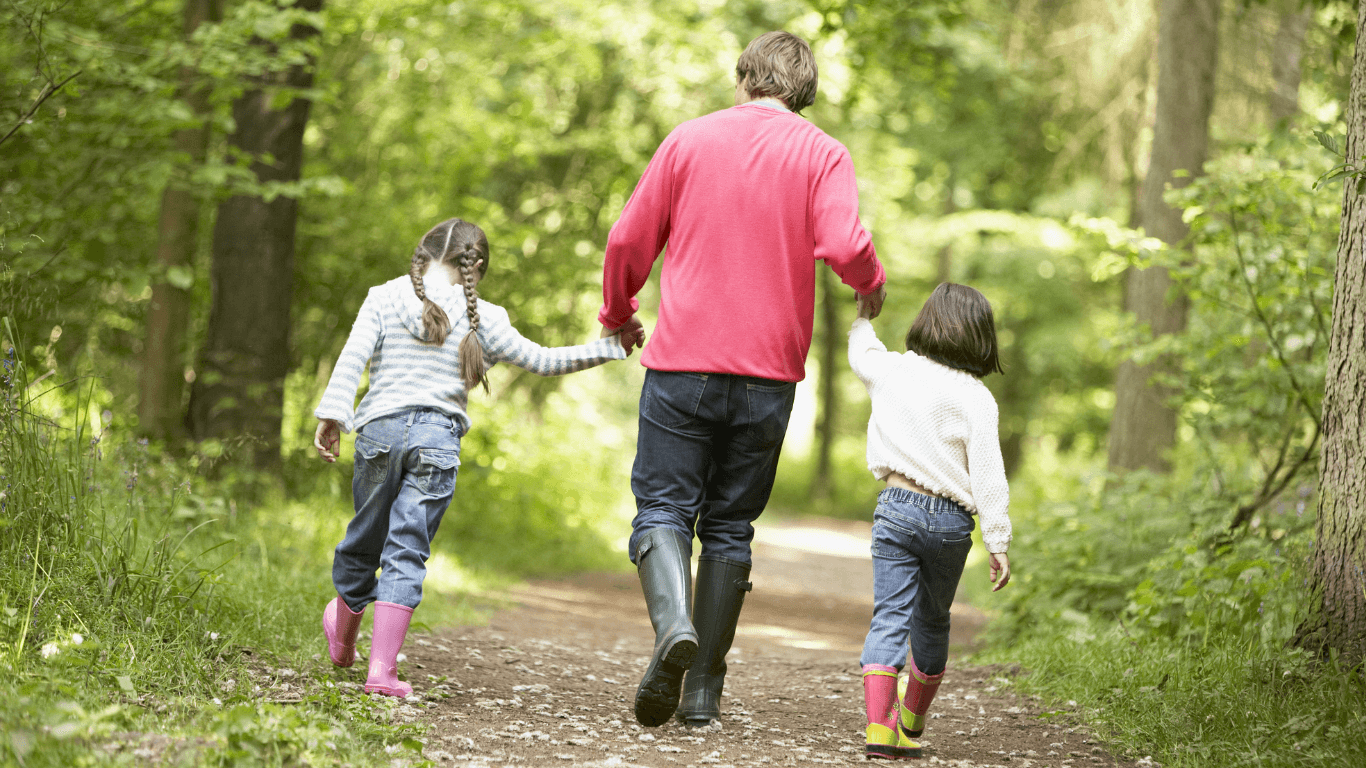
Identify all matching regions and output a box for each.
[312,217,630,698]
[846,283,1013,759]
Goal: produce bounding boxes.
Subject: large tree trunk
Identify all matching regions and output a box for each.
[1269,5,1312,127]
[138,0,222,443]
[187,0,323,467]
[1293,0,1366,666]
[1107,0,1218,474]
[811,267,840,500]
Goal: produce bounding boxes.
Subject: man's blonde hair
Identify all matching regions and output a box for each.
[735,31,818,113]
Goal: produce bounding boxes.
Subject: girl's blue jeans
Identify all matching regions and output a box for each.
[334,410,462,612]
[860,487,975,676]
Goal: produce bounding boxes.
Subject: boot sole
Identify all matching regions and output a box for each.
[634,635,698,727]
[865,743,921,760]
[899,723,925,739]
[364,683,413,698]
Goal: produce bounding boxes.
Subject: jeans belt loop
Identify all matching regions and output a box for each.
[406,410,416,427]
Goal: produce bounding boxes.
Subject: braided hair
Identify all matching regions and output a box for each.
[408,218,491,393]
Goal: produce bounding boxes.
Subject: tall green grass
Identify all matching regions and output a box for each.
[971,443,1366,767]
[0,326,447,765]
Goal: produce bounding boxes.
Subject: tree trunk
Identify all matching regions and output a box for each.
[138,0,222,443]
[187,0,323,467]
[1269,5,1312,127]
[936,168,957,286]
[811,267,840,500]
[1293,0,1366,666]
[1107,0,1218,474]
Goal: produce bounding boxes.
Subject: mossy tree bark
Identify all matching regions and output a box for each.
[1269,5,1312,127]
[187,0,323,467]
[138,0,222,443]
[1294,0,1366,665]
[1107,0,1219,474]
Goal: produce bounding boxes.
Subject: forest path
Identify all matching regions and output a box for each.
[401,517,1139,768]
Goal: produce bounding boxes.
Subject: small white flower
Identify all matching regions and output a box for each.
[396,653,407,663]
[210,632,219,641]
[71,633,83,645]
[41,643,60,659]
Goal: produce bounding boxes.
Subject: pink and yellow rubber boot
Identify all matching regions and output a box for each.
[864,664,920,759]
[364,601,414,698]
[898,660,945,741]
[322,596,365,668]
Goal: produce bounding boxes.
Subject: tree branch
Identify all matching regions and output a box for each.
[1228,214,1322,427]
[1228,419,1321,531]
[0,70,81,149]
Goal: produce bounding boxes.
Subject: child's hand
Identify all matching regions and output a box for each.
[602,314,647,354]
[314,419,342,463]
[857,284,886,320]
[989,552,1011,592]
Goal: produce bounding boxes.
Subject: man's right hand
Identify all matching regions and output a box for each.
[857,284,886,320]
[602,314,647,354]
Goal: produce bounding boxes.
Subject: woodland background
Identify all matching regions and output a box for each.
[2,0,1365,764]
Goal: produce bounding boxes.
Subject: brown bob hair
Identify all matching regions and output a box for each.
[904,283,1004,378]
[735,31,819,113]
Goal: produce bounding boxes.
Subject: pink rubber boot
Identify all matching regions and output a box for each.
[322,596,365,668]
[899,658,945,739]
[364,601,414,697]
[863,664,906,759]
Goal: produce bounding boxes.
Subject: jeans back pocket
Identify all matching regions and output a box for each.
[642,371,708,429]
[416,448,459,497]
[354,433,391,484]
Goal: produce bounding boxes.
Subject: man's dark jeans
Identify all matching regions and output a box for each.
[628,369,796,565]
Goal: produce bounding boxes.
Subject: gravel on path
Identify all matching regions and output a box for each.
[373,518,1142,768]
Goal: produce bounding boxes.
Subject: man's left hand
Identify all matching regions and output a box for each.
[857,284,886,320]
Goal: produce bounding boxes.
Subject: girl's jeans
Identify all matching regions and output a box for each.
[860,487,975,676]
[334,410,462,612]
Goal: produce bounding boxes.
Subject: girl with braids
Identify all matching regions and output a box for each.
[312,217,630,698]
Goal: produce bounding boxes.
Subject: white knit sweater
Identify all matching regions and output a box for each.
[848,318,1012,553]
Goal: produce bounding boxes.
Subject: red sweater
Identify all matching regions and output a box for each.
[598,103,886,382]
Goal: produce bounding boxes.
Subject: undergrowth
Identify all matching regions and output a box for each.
[0,320,627,765]
[971,448,1366,768]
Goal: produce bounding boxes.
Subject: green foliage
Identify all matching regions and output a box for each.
[0,324,458,765]
[976,629,1366,768]
[974,133,1349,766]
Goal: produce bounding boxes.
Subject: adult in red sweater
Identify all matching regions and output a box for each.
[599,31,887,729]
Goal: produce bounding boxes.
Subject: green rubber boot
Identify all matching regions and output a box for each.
[677,556,752,727]
[633,529,699,727]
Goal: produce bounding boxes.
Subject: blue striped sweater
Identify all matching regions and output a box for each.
[315,276,628,435]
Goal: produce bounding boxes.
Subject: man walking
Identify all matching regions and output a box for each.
[599,31,887,728]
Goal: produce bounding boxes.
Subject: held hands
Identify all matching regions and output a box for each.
[602,314,647,354]
[989,552,1011,592]
[314,419,341,463]
[856,284,886,320]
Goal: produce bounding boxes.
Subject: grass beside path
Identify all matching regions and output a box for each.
[0,358,630,765]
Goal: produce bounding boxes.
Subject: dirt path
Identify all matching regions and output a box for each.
[393,518,1139,768]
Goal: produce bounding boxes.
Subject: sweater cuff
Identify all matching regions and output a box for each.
[598,298,640,330]
[313,409,354,435]
[855,264,887,296]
